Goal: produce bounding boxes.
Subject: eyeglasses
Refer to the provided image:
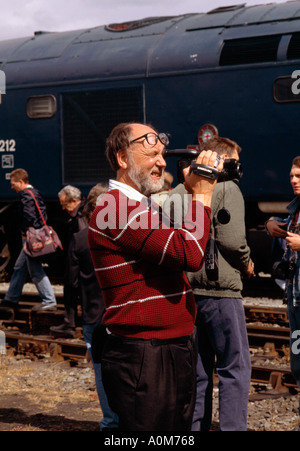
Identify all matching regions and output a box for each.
[130,132,169,148]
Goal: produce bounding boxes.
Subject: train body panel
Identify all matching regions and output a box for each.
[1,1,300,272]
[145,65,298,199]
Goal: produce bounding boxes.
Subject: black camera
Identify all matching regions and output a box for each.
[163,149,243,184]
[272,259,296,283]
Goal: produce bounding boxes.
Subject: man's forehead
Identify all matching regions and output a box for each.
[291,165,300,174]
[130,123,155,137]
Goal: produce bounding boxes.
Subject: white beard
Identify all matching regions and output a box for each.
[127,153,165,197]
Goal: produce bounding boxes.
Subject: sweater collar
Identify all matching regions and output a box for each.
[109,179,146,203]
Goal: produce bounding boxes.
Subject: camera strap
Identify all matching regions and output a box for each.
[190,161,220,180]
[205,232,219,281]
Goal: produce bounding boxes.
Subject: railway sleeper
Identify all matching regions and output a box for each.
[4,332,89,364]
[268,372,291,394]
[244,306,289,326]
[251,366,298,394]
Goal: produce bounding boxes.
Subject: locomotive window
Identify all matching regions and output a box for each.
[287,33,300,60]
[220,35,281,66]
[26,95,57,119]
[62,87,144,185]
[273,76,300,103]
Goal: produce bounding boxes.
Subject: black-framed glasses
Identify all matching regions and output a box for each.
[130,132,169,148]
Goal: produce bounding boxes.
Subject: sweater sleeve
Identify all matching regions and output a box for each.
[213,182,250,270]
[89,190,211,273]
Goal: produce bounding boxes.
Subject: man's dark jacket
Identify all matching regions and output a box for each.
[68,227,104,325]
[20,187,48,235]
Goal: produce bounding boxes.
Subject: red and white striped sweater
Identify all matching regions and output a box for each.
[88,182,211,340]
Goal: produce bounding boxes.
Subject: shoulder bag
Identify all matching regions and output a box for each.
[24,190,63,258]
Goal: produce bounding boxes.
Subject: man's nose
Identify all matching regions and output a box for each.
[156,153,167,167]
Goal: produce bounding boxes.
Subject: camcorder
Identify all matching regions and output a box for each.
[163,148,243,184]
[163,148,243,281]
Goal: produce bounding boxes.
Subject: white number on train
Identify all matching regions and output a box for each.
[0,139,16,152]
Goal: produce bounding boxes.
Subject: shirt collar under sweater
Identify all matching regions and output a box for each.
[109,179,146,203]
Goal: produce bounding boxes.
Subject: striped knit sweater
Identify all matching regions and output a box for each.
[88,182,211,339]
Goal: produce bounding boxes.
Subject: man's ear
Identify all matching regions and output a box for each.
[221,153,228,159]
[116,149,128,169]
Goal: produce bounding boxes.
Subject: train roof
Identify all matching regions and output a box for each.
[2,0,300,87]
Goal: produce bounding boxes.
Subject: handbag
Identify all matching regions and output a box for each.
[24,190,63,258]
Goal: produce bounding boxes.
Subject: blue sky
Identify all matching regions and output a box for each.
[0,0,290,40]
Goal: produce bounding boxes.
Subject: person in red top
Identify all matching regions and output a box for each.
[88,122,223,431]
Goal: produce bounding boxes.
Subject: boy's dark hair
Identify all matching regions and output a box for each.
[292,156,300,168]
[202,137,241,157]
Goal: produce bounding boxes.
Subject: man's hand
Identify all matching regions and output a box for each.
[183,151,224,207]
[265,220,287,238]
[286,232,300,251]
[243,259,255,278]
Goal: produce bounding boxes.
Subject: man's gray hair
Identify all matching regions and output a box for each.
[58,185,82,202]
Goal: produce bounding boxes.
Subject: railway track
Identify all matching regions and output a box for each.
[0,291,298,395]
[244,305,289,327]
[3,331,88,362]
[2,300,290,353]
[0,298,88,362]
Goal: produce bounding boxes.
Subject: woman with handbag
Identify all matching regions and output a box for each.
[0,169,57,311]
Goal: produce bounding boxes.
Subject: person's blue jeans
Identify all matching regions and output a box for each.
[4,246,56,305]
[192,296,251,431]
[82,324,119,430]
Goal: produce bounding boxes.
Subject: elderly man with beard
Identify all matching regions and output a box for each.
[88,122,223,431]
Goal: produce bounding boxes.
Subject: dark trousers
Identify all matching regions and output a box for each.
[192,296,251,431]
[101,333,197,431]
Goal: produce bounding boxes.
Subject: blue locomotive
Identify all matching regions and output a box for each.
[0,1,300,274]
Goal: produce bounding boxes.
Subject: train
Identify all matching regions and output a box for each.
[1,0,300,275]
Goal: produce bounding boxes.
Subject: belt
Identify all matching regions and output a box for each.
[110,333,193,347]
